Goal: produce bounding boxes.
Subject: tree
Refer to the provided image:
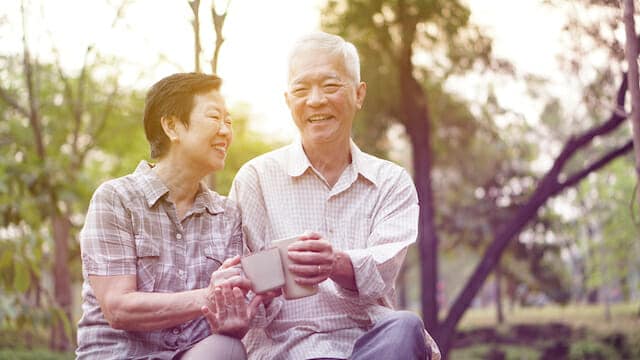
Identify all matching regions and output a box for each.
[322,0,634,356]
[187,0,232,190]
[322,0,496,336]
[0,1,145,350]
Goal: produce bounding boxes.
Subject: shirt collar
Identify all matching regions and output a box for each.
[349,140,378,187]
[286,139,378,187]
[133,160,225,214]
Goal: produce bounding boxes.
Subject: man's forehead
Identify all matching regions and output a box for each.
[290,70,343,84]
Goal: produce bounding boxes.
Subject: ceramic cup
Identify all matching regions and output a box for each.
[271,235,319,299]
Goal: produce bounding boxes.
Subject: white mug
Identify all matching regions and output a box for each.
[240,247,285,293]
[271,235,319,299]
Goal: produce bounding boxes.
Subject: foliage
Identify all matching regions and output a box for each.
[0,51,147,344]
[568,339,619,360]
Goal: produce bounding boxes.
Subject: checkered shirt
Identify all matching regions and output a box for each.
[229,140,419,360]
[76,161,243,359]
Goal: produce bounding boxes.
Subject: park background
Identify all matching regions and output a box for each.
[1,0,640,359]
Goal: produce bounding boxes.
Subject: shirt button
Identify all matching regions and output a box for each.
[176,233,183,240]
[329,229,334,233]
[172,327,180,335]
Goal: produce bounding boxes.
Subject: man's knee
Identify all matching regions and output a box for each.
[383,311,426,335]
[181,334,247,360]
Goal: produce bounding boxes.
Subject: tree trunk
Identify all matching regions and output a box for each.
[188,0,202,73]
[495,265,504,325]
[622,0,640,321]
[397,263,408,310]
[623,0,640,206]
[51,214,73,351]
[397,25,440,333]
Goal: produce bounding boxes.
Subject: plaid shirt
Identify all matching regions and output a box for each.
[229,140,420,360]
[76,161,243,359]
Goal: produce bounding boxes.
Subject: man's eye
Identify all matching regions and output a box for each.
[323,84,340,92]
[292,88,309,96]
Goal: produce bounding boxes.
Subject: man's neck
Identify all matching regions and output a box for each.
[302,140,352,188]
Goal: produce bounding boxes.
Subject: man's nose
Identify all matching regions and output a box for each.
[306,87,327,106]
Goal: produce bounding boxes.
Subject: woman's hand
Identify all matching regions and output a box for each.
[209,256,251,291]
[201,283,261,339]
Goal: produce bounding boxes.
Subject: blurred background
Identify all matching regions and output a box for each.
[1,0,639,359]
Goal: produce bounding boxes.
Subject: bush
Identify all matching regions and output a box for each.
[0,349,73,360]
[568,340,619,360]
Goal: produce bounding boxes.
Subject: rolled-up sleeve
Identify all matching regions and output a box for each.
[80,183,136,276]
[343,169,419,304]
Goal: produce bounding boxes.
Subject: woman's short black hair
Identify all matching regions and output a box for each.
[143,72,222,159]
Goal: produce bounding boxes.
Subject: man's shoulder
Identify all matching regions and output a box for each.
[238,144,291,173]
[357,150,409,180]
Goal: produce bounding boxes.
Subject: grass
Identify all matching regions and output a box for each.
[457,302,640,334]
[450,302,640,360]
[0,349,73,360]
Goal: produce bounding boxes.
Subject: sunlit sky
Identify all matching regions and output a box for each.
[2,0,568,141]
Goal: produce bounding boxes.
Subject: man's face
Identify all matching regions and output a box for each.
[172,90,232,172]
[285,49,366,147]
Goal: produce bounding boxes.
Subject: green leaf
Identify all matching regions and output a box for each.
[13,260,30,293]
[0,249,12,270]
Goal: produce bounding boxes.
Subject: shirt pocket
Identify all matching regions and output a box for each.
[134,234,160,292]
[196,243,223,288]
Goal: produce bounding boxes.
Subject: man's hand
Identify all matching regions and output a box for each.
[286,232,335,286]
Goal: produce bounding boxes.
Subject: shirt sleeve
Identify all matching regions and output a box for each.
[224,199,244,259]
[80,182,137,276]
[230,164,285,326]
[341,169,419,305]
[229,164,268,252]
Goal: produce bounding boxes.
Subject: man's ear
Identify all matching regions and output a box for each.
[355,81,367,110]
[160,116,179,142]
[284,91,291,109]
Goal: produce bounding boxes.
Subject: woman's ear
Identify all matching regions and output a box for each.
[161,116,179,142]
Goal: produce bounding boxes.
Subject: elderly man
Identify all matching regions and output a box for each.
[76,73,269,360]
[230,32,439,360]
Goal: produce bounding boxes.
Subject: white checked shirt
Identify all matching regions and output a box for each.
[229,140,419,360]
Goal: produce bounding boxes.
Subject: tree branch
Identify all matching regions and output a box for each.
[556,140,633,193]
[0,86,29,118]
[20,0,45,160]
[438,73,630,351]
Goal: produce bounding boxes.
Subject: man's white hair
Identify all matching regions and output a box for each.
[287,31,361,83]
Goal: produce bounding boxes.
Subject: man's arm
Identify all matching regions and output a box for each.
[288,169,418,303]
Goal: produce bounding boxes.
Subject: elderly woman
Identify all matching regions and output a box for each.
[76,73,265,360]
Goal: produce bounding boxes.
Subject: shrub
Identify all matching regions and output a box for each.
[568,340,619,360]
